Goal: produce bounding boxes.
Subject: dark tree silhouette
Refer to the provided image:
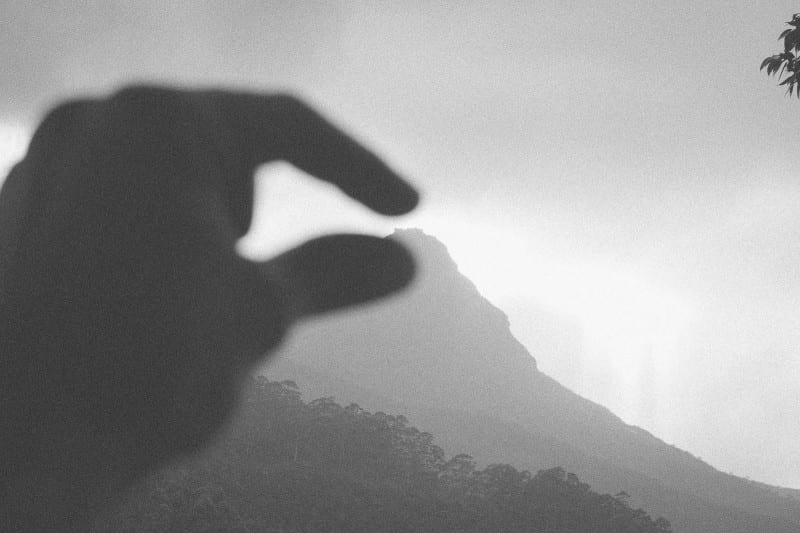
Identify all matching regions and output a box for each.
[91,377,674,532]
[761,13,800,96]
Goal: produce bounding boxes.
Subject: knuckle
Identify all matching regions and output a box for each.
[107,84,187,126]
[268,91,313,119]
[39,99,92,128]
[29,98,96,154]
[269,91,305,107]
[110,84,180,106]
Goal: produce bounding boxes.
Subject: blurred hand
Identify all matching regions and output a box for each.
[0,85,417,528]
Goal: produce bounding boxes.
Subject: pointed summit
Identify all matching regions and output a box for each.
[270,228,538,416]
[265,229,800,533]
[387,227,464,281]
[386,227,510,330]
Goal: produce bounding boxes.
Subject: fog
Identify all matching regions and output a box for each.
[2,1,800,488]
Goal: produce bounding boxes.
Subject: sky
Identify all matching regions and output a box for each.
[2,1,800,487]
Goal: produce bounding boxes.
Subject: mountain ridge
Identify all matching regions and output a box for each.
[263,228,800,533]
[264,357,798,533]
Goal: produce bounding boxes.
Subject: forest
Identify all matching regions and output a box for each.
[91,376,672,532]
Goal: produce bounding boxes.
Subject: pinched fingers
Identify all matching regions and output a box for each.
[0,86,420,501]
[9,85,419,340]
[173,88,421,321]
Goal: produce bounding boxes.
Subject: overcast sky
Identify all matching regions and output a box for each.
[2,1,800,487]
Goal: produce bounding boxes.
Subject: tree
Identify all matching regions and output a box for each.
[761,14,800,96]
[93,377,673,532]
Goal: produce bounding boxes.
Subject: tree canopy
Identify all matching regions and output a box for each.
[761,13,800,96]
[91,376,672,532]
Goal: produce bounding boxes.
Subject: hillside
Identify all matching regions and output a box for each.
[93,377,673,532]
[264,228,800,533]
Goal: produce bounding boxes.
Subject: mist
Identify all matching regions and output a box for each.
[4,2,800,531]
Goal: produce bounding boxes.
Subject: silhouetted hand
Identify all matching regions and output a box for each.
[0,86,418,529]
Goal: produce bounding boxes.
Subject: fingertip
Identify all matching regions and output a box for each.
[378,181,420,216]
[362,236,416,292]
[343,158,419,216]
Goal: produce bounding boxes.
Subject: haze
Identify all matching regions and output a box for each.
[1,1,799,488]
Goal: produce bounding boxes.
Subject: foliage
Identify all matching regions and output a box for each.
[761,13,800,97]
[91,377,672,532]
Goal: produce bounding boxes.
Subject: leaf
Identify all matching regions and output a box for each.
[767,62,777,75]
[768,58,785,76]
[761,56,783,75]
[780,29,793,39]
[780,73,799,97]
[785,30,800,52]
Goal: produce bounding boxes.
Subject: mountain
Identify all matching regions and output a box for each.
[263,228,800,533]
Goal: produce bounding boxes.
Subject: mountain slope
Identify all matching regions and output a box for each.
[263,228,800,533]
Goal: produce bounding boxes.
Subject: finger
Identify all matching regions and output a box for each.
[259,234,415,321]
[208,91,420,216]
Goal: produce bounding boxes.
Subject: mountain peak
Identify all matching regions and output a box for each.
[266,229,800,533]
[387,227,463,277]
[386,227,508,326]
[273,226,539,408]
[388,227,448,251]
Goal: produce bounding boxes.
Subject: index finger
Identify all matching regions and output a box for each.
[206,91,420,216]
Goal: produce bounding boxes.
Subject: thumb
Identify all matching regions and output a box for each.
[259,234,415,321]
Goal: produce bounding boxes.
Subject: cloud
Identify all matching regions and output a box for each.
[0,1,343,121]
